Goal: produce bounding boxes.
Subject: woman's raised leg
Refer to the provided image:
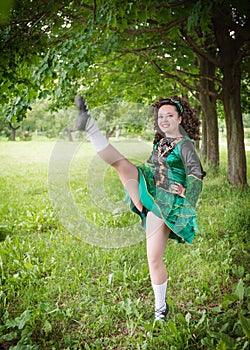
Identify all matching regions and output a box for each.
[98,144,143,212]
[75,95,143,212]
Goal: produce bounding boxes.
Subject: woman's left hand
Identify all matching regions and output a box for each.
[171,182,186,197]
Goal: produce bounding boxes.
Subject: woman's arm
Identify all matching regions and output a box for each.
[180,140,204,207]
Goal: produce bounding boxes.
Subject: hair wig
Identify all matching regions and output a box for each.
[152,96,200,144]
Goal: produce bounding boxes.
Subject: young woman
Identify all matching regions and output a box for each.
[74,94,205,321]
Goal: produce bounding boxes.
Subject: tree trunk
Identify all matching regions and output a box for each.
[200,114,207,160]
[11,128,16,141]
[222,70,247,185]
[65,128,73,142]
[212,14,247,186]
[106,126,116,140]
[9,123,20,141]
[199,56,219,168]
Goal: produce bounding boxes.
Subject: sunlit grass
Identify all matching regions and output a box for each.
[0,140,249,349]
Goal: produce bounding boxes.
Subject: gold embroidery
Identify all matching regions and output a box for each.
[155,137,183,188]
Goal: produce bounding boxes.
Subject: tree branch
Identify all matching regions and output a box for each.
[180,27,220,67]
[109,17,187,35]
[175,67,222,87]
[149,57,197,92]
[9,122,20,131]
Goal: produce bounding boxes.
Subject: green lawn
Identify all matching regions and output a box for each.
[0,140,249,350]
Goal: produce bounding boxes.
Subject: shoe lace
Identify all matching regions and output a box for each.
[155,304,168,319]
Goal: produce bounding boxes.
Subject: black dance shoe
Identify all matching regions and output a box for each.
[155,301,169,321]
[74,94,91,131]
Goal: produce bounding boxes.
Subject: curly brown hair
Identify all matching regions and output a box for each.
[152,96,200,144]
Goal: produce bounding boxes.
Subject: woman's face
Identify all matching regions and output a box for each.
[157,104,182,136]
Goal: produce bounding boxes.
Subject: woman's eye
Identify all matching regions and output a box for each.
[158,114,173,118]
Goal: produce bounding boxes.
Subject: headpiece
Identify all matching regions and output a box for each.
[159,98,184,114]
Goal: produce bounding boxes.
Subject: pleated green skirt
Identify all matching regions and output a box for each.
[126,164,200,244]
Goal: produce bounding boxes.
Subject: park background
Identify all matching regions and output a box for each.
[0,1,249,349]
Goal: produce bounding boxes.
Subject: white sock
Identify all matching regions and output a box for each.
[152,280,167,310]
[85,118,109,152]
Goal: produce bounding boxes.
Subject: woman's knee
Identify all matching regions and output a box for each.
[113,160,139,188]
[147,254,163,270]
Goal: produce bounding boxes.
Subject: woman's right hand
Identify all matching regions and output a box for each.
[171,182,186,197]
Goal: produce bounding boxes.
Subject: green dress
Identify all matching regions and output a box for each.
[126,136,204,244]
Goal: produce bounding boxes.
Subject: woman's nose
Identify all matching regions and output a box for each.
[162,115,170,121]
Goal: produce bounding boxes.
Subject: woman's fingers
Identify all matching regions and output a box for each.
[171,182,186,197]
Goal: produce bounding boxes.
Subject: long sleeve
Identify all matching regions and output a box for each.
[181,140,204,207]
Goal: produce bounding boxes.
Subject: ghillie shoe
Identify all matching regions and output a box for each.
[74,94,91,131]
[155,301,169,321]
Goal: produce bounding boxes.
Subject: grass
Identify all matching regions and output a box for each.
[0,139,249,350]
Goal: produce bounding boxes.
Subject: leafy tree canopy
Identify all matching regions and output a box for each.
[0,0,249,121]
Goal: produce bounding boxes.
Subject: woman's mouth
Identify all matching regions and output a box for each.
[161,124,169,128]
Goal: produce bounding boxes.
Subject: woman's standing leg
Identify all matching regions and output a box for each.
[146,211,170,320]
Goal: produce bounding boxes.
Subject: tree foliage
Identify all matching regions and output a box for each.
[0,0,249,184]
